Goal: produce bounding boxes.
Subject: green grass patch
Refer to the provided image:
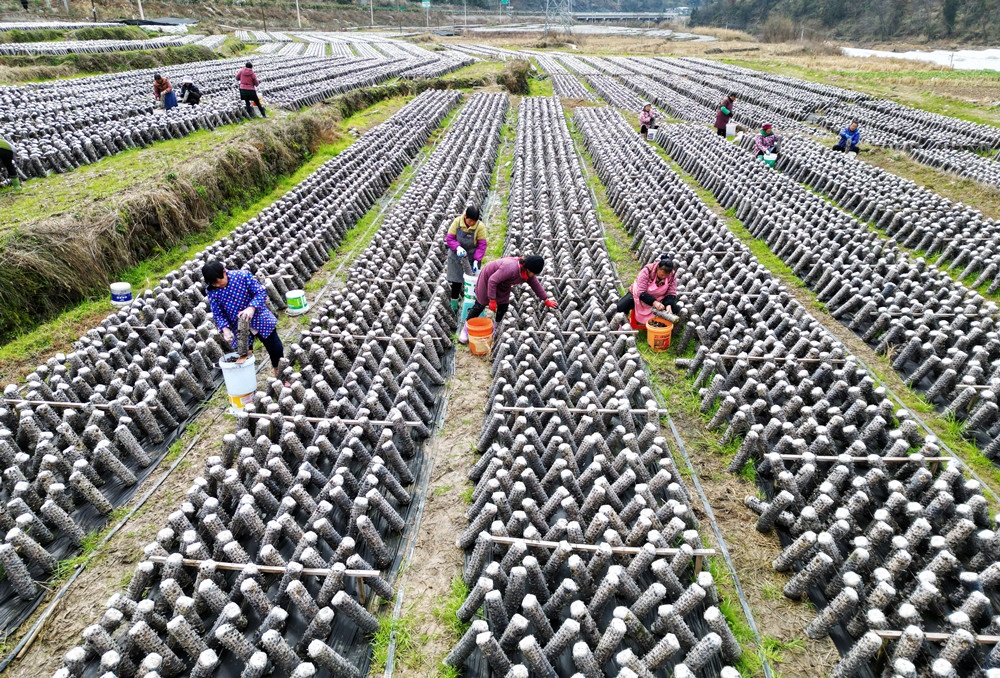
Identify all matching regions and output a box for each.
[459,486,474,504]
[433,577,472,639]
[0,94,420,383]
[433,485,452,496]
[370,612,417,674]
[528,75,554,97]
[0,44,221,84]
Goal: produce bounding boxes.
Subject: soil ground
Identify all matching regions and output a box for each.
[395,348,490,676]
[397,117,513,676]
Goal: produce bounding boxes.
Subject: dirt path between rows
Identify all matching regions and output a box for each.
[401,113,514,676]
[399,348,490,676]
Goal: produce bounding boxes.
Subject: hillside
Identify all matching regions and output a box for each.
[692,0,1000,44]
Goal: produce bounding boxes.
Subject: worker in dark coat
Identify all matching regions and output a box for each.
[715,93,736,136]
[179,76,202,105]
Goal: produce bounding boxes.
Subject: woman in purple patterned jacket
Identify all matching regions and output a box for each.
[203,260,284,378]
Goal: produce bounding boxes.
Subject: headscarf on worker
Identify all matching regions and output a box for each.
[753,123,779,156]
[445,205,488,305]
[179,76,201,105]
[608,254,678,328]
[461,255,556,336]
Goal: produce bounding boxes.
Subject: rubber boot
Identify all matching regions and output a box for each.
[459,322,469,345]
[450,299,458,311]
[10,177,19,191]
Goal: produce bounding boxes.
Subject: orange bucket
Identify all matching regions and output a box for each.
[646,317,673,352]
[466,317,494,355]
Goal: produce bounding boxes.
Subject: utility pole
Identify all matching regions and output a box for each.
[369,0,374,27]
[136,0,145,20]
[295,0,301,28]
[464,0,467,28]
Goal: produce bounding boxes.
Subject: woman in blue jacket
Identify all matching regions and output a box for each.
[833,122,861,153]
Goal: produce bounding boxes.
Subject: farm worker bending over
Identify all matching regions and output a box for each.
[445,204,488,311]
[237,62,267,119]
[459,255,556,343]
[607,255,678,328]
[715,92,736,136]
[0,135,19,190]
[203,261,285,379]
[179,77,201,105]
[639,103,655,140]
[753,123,780,158]
[153,73,177,111]
[833,122,861,154]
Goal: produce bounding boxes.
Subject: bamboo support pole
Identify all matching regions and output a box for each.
[710,354,848,365]
[146,556,379,578]
[3,398,158,412]
[874,629,1000,644]
[778,454,956,464]
[228,411,426,427]
[487,535,715,558]
[299,331,452,343]
[512,328,639,335]
[492,405,669,415]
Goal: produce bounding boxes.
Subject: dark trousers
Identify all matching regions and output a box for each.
[832,142,859,153]
[250,330,284,369]
[0,148,15,180]
[240,89,266,117]
[716,127,727,136]
[607,292,680,320]
[468,301,509,326]
[450,281,463,300]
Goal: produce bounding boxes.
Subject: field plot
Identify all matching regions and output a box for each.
[0,25,999,678]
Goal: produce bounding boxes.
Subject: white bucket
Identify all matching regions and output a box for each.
[286,289,309,316]
[726,122,737,138]
[460,271,478,323]
[763,153,778,167]
[110,282,133,307]
[220,352,256,409]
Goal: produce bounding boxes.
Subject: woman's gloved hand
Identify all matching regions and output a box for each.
[488,300,497,312]
[653,301,665,311]
[472,260,479,273]
[456,246,467,258]
[545,299,558,308]
[238,307,256,322]
[222,327,235,344]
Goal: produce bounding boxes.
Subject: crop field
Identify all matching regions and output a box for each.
[0,19,998,678]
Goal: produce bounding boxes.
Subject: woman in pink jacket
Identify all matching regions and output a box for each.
[607,255,679,328]
[459,255,557,343]
[639,103,655,140]
[237,62,266,118]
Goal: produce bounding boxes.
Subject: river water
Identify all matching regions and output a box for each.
[841,46,1000,71]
